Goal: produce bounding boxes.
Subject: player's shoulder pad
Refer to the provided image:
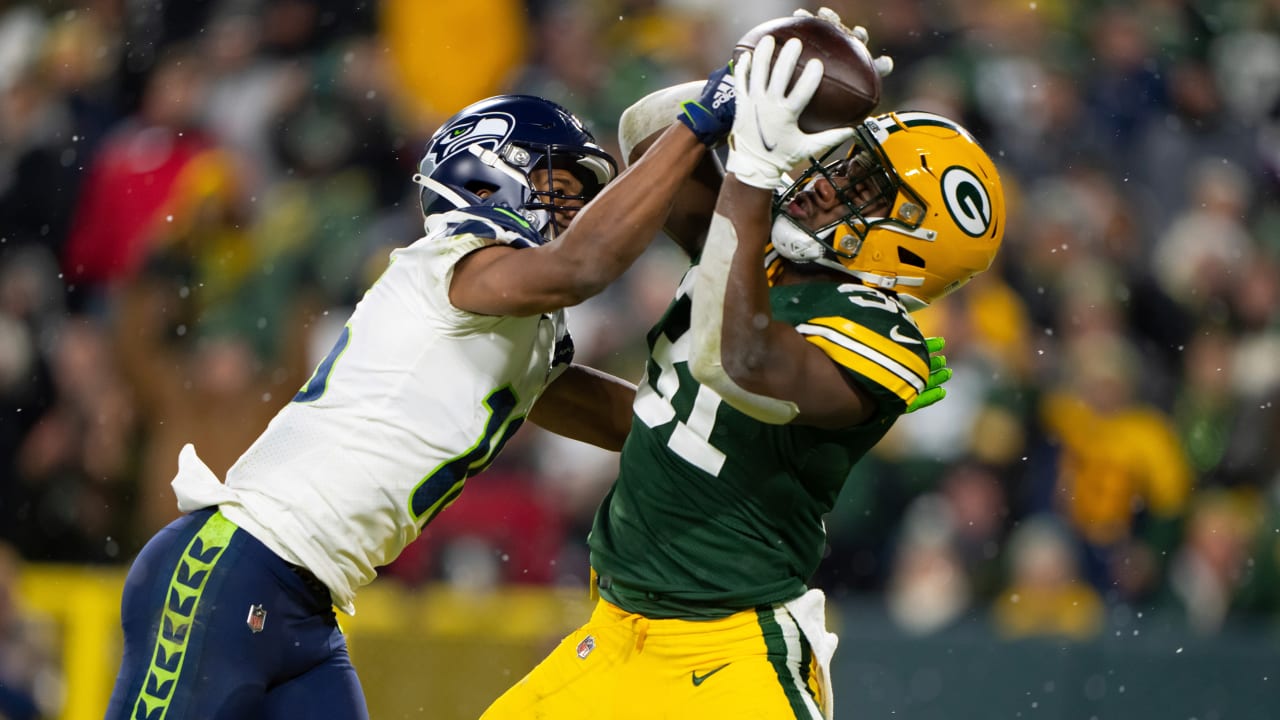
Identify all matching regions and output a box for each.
[434,204,543,249]
[785,283,930,409]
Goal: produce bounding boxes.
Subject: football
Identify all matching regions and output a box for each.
[733,15,882,133]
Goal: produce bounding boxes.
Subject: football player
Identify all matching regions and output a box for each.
[481,18,1005,720]
[103,94,718,719]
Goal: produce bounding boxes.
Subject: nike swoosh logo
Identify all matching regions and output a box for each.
[692,663,731,686]
[889,324,921,345]
[754,107,776,151]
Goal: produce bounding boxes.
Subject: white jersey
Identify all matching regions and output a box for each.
[171,207,572,614]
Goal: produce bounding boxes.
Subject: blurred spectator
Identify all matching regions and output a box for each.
[0,245,61,551]
[0,542,62,720]
[1234,477,1280,623]
[1175,326,1246,479]
[938,461,1012,600]
[1134,60,1264,234]
[0,3,44,94]
[0,9,118,261]
[112,284,309,545]
[1210,23,1280,128]
[0,313,46,549]
[198,8,311,190]
[258,38,406,312]
[883,264,1036,478]
[103,143,312,542]
[1080,4,1168,164]
[12,317,135,562]
[512,0,704,159]
[60,43,216,308]
[840,0,960,86]
[381,0,527,127]
[1037,331,1193,603]
[991,515,1104,641]
[1152,158,1257,318]
[884,493,972,635]
[1167,489,1262,634]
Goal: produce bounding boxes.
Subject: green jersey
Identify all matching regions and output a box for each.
[589,265,931,618]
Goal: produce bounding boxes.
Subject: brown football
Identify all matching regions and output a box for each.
[733,15,882,133]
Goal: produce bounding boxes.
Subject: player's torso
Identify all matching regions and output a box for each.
[227,212,567,584]
[591,265,927,618]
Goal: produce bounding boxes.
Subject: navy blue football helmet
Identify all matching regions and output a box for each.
[413,95,617,240]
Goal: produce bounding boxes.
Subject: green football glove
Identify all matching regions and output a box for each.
[905,336,952,413]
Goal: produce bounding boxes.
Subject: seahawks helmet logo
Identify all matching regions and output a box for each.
[428,111,515,165]
[940,166,992,238]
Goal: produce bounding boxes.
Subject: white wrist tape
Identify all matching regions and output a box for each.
[689,211,800,424]
[618,81,705,165]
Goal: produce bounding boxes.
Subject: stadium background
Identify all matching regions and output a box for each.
[0,0,1278,717]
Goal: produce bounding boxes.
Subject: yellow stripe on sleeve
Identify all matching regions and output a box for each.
[796,317,929,405]
[805,316,930,380]
[804,335,922,405]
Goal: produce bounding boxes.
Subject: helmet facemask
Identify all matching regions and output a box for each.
[772,123,926,261]
[521,147,615,237]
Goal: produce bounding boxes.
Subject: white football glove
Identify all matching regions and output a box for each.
[793,6,894,78]
[725,35,856,191]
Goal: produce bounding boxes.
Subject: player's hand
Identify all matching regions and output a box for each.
[678,62,736,147]
[793,6,894,78]
[905,336,952,413]
[725,35,855,190]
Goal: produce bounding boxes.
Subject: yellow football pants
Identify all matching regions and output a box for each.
[480,598,828,719]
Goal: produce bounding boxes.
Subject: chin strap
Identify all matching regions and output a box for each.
[770,215,829,262]
[412,172,470,209]
[769,217,928,294]
[841,266,925,289]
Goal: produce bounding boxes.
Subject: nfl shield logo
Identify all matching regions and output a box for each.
[575,635,595,659]
[246,604,268,633]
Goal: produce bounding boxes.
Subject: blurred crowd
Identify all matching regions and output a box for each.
[0,4,1278,706]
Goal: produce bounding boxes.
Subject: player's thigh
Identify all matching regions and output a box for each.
[264,645,368,720]
[672,651,825,720]
[481,613,631,719]
[106,509,240,720]
[661,607,827,720]
[107,508,345,720]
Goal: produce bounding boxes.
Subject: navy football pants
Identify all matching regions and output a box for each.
[104,508,369,720]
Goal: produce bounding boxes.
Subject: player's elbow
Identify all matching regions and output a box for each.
[692,349,799,425]
[689,345,754,396]
[688,345,720,388]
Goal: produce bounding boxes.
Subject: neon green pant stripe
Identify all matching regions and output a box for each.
[130,511,237,720]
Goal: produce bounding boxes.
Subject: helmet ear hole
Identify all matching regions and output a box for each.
[465,180,500,198]
[898,246,926,268]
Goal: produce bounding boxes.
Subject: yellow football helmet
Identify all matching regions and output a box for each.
[768,111,1005,310]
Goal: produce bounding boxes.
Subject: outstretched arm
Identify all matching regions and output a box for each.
[450,123,707,317]
[527,364,636,451]
[619,81,727,258]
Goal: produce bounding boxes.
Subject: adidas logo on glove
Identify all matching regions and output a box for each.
[711,78,735,110]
